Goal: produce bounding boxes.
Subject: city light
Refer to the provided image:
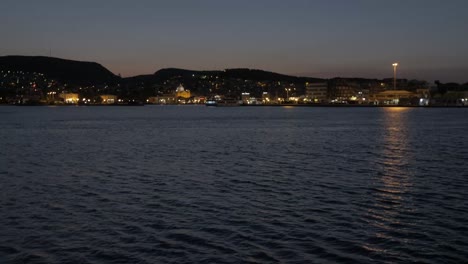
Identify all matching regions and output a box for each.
[392,63,399,90]
[285,88,291,101]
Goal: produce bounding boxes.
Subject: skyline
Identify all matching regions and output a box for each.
[1,0,468,82]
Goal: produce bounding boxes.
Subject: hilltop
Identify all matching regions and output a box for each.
[124,68,325,86]
[0,56,119,85]
[152,68,324,83]
[121,68,327,98]
[0,56,326,88]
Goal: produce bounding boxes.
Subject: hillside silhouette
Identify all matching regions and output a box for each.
[0,56,118,85]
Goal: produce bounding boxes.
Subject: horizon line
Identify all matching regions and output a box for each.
[1,54,466,84]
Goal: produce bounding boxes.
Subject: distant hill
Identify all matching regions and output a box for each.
[223,68,310,82]
[0,56,324,86]
[0,56,119,85]
[122,68,326,90]
[150,68,325,83]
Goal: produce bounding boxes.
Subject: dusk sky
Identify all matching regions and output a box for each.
[1,0,467,82]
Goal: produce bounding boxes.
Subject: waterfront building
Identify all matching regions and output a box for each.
[192,96,205,104]
[59,92,79,104]
[46,91,59,103]
[241,92,250,104]
[328,79,360,103]
[353,89,370,104]
[432,91,468,106]
[249,97,260,104]
[175,84,191,99]
[100,94,117,104]
[305,82,328,103]
[370,90,417,105]
[262,92,271,104]
[416,88,430,99]
[148,95,176,104]
[147,96,158,104]
[461,92,468,106]
[147,84,190,104]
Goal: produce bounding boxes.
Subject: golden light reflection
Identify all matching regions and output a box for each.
[365,108,414,247]
[384,106,410,113]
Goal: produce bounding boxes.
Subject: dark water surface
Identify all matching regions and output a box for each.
[1,105,467,263]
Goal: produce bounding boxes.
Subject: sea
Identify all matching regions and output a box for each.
[0,105,467,263]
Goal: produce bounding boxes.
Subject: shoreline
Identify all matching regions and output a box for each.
[1,103,466,108]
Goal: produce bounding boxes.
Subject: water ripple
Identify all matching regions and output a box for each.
[1,106,468,263]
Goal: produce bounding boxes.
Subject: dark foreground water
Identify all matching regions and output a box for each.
[1,105,467,263]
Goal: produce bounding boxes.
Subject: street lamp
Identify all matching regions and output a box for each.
[392,63,398,90]
[285,88,291,102]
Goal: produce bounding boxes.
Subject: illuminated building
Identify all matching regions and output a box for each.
[262,92,270,104]
[100,94,117,104]
[59,93,79,104]
[175,84,191,99]
[148,95,176,104]
[370,90,416,105]
[305,82,328,103]
[241,92,250,104]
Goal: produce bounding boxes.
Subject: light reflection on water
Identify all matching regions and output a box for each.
[366,107,415,255]
[380,107,413,195]
[0,106,467,263]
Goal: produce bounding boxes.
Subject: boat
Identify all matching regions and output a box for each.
[205,100,217,106]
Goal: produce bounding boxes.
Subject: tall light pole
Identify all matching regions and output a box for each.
[285,88,291,102]
[392,63,398,90]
